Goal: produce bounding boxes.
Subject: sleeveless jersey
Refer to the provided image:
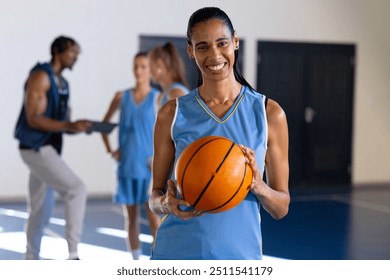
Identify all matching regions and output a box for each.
[117,87,159,179]
[14,62,69,153]
[158,82,189,108]
[151,85,268,260]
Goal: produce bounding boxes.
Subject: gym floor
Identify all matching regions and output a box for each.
[1,184,389,260]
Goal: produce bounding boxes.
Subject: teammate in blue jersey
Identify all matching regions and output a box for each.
[101,52,160,260]
[148,42,190,108]
[149,7,290,259]
[14,36,91,260]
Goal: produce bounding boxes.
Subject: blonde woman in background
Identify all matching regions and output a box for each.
[101,52,160,260]
[148,42,190,108]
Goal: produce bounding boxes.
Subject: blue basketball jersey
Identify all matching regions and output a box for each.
[151,85,268,260]
[117,88,159,179]
[14,62,69,153]
[159,82,189,108]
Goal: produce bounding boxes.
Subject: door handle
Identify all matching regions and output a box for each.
[305,107,317,123]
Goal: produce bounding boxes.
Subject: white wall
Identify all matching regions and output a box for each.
[1,0,389,201]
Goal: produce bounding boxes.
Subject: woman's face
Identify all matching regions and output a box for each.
[133,56,150,83]
[149,58,164,84]
[188,19,239,83]
[149,59,158,83]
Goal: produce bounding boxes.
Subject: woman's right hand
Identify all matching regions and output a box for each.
[110,149,120,160]
[159,179,204,220]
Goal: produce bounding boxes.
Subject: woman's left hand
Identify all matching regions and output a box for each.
[238,145,266,196]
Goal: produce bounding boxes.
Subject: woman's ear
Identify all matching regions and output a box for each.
[187,44,194,59]
[234,32,239,50]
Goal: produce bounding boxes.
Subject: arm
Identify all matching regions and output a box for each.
[148,100,199,219]
[242,99,290,220]
[25,71,91,133]
[101,91,122,156]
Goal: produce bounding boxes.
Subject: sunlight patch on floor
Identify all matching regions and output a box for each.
[96,227,153,244]
[1,206,286,260]
[0,232,133,260]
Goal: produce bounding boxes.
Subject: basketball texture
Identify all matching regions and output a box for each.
[175,136,253,213]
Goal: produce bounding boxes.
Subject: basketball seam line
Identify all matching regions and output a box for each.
[181,137,224,200]
[192,142,235,209]
[207,158,249,212]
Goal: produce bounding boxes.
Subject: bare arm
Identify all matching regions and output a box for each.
[25,71,91,133]
[242,99,290,220]
[101,91,122,155]
[148,100,199,219]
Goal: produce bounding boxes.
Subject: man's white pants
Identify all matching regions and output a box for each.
[20,145,87,259]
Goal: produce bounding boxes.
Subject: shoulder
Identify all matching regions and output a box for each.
[157,99,177,123]
[172,82,189,91]
[109,90,125,107]
[26,70,51,90]
[241,87,268,114]
[114,90,125,100]
[29,69,50,81]
[170,82,189,97]
[177,89,196,104]
[29,63,52,79]
[266,98,287,130]
[169,88,187,99]
[242,86,266,101]
[151,87,161,98]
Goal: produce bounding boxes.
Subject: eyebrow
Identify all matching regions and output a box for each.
[194,37,230,48]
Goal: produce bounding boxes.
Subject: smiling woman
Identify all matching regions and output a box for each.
[187,18,239,86]
[148,7,290,260]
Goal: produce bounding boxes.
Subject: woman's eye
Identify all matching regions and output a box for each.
[219,41,228,47]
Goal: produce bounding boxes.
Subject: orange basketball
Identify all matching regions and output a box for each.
[175,136,253,213]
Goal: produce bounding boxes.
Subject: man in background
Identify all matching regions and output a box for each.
[14,35,91,260]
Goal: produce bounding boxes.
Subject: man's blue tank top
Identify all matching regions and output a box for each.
[117,88,159,179]
[14,62,69,152]
[151,85,268,260]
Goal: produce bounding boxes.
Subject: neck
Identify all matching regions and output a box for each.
[160,77,175,92]
[199,78,241,103]
[134,81,151,94]
[50,61,63,76]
